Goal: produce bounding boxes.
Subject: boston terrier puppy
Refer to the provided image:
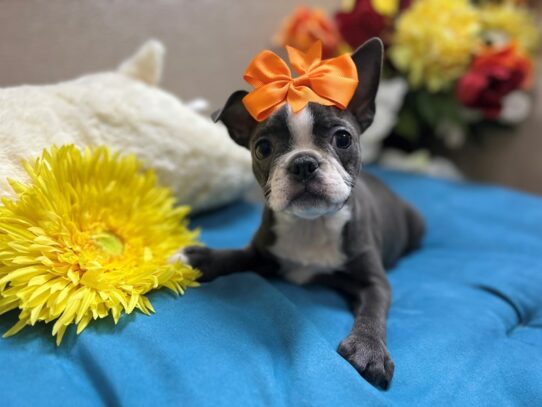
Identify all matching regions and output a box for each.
[183,38,425,389]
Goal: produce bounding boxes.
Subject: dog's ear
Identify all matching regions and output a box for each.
[348,38,383,132]
[212,90,257,148]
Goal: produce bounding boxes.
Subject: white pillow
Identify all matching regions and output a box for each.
[0,40,253,213]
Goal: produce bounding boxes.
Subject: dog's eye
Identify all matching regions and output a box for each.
[255,139,272,160]
[333,130,352,149]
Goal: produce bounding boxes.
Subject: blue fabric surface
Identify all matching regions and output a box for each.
[1,168,541,406]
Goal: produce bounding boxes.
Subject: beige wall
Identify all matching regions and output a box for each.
[0,0,540,194]
[0,0,336,108]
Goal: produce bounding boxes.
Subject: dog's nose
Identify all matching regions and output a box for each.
[288,154,320,182]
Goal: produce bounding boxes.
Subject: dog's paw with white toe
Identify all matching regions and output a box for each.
[169,249,189,265]
[179,246,219,282]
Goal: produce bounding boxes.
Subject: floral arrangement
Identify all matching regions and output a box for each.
[0,145,199,344]
[273,0,539,163]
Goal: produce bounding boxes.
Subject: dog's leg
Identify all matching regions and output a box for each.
[315,250,394,389]
[182,246,277,282]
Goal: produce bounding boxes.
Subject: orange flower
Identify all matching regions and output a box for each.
[274,6,342,58]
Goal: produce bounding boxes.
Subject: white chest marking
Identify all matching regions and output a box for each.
[269,206,351,284]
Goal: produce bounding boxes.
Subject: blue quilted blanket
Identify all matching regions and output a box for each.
[1,168,541,406]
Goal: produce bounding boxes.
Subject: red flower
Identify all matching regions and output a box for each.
[457,43,533,119]
[335,1,387,49]
[399,0,413,10]
[334,0,412,49]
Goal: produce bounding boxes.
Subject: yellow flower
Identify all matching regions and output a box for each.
[0,145,200,345]
[371,0,400,17]
[389,0,481,92]
[480,2,540,55]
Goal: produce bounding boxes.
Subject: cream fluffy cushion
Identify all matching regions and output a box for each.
[0,40,253,213]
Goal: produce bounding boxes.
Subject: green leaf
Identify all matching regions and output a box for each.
[395,108,420,142]
[415,89,464,127]
[415,90,439,126]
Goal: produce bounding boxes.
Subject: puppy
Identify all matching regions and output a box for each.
[183,38,424,389]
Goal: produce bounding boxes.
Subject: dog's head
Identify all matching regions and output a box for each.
[213,39,383,219]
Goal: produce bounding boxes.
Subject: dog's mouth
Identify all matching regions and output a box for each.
[290,185,329,204]
[284,183,347,219]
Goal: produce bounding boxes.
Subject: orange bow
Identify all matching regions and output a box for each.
[242,41,359,121]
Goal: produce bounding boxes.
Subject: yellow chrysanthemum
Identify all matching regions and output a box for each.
[389,0,481,92]
[342,0,399,16]
[480,2,540,55]
[0,145,200,345]
[371,0,400,17]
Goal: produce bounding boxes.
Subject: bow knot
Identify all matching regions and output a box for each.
[242,41,359,121]
[292,74,310,87]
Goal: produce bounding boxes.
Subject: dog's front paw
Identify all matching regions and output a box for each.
[338,333,394,390]
[179,246,218,282]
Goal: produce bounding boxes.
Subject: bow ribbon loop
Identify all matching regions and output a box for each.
[242,41,359,121]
